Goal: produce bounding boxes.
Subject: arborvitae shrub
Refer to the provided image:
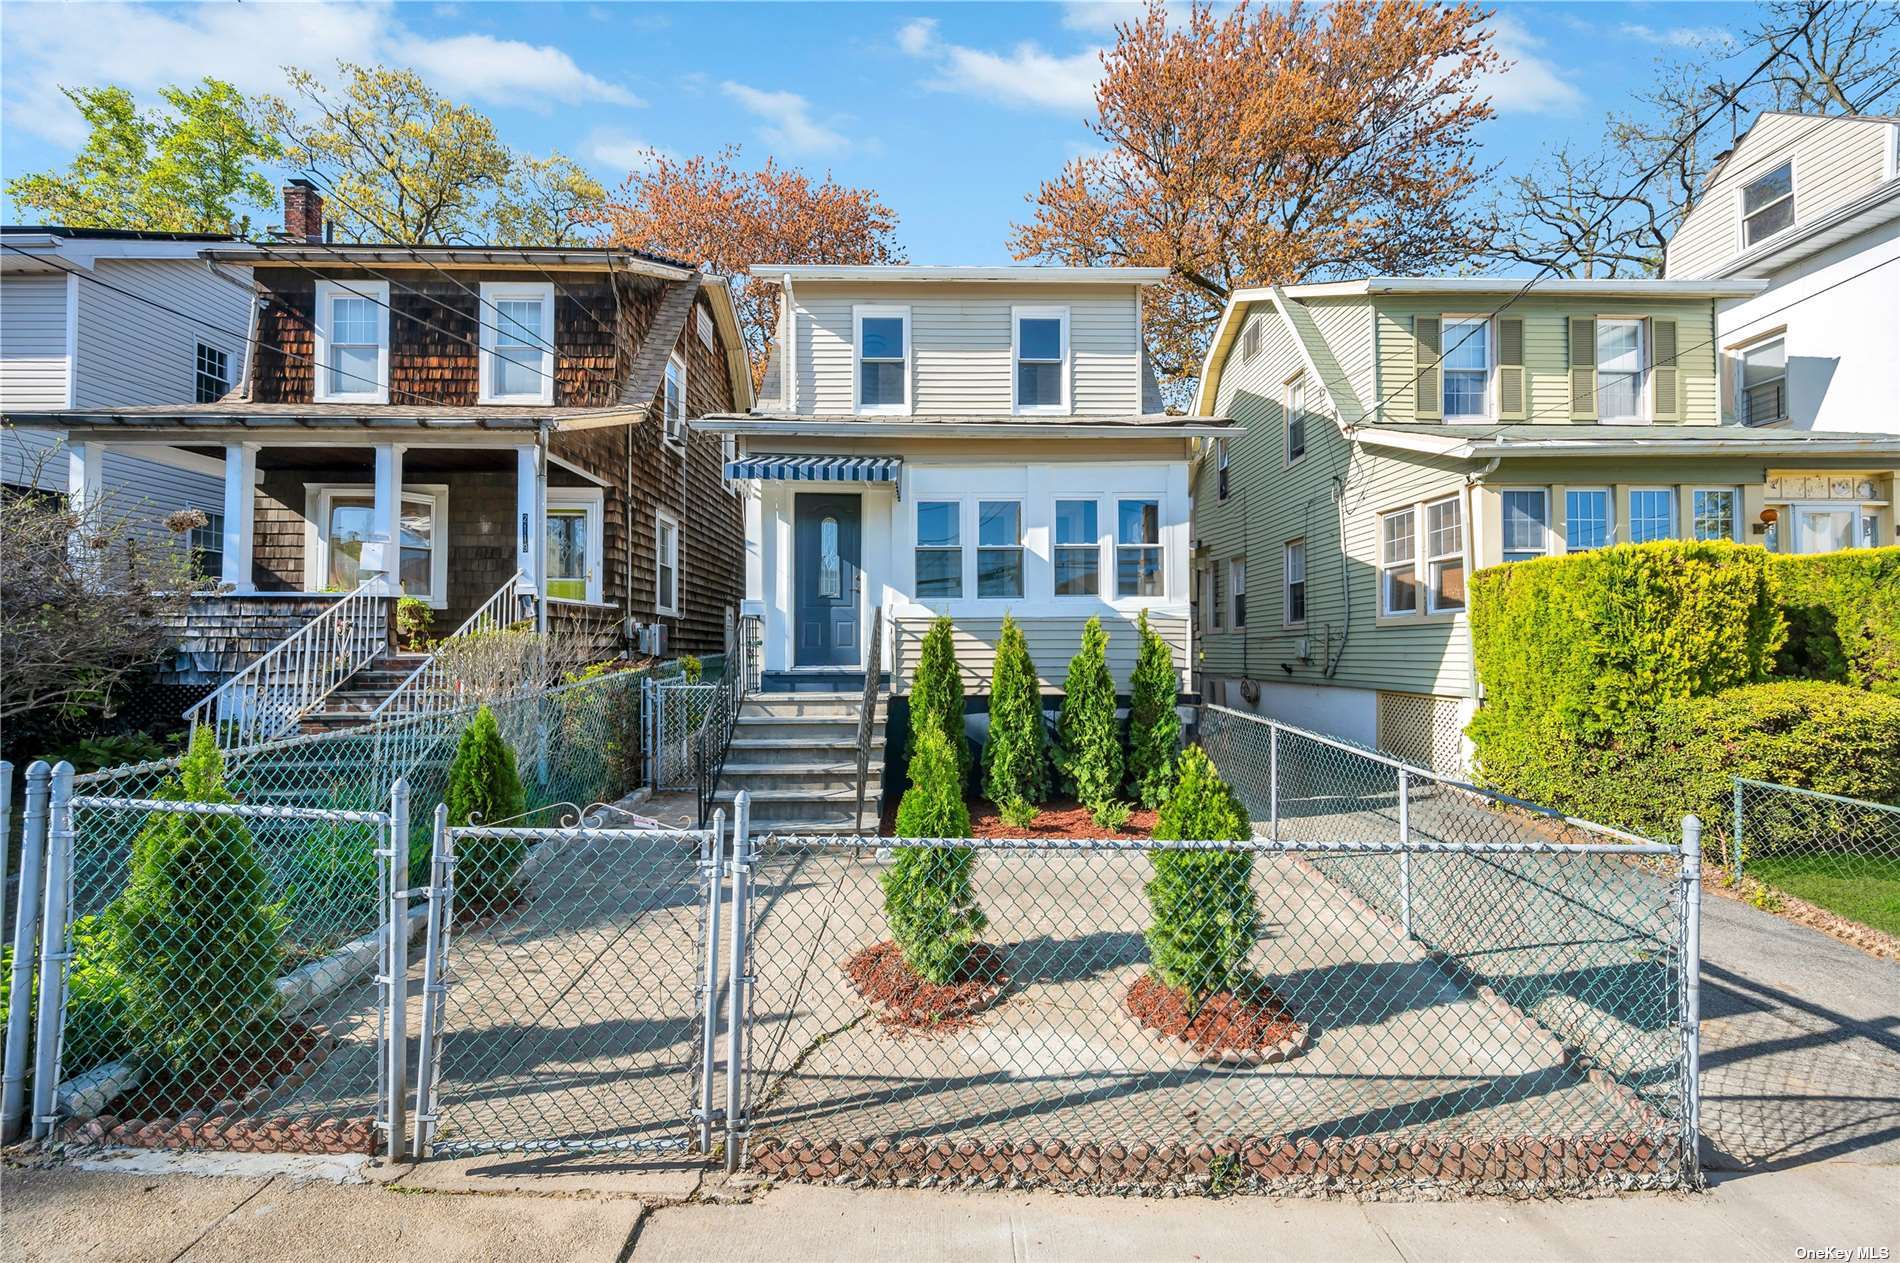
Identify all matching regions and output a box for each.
[1055,616,1122,808]
[1145,745,1256,1006]
[1125,609,1182,809]
[886,727,984,984]
[110,725,286,1075]
[909,616,970,784]
[983,614,1048,808]
[445,704,529,905]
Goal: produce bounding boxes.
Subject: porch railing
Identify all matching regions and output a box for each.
[184,578,385,750]
[854,606,884,833]
[694,612,761,828]
[371,571,535,724]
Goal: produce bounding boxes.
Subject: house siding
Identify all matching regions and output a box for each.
[72,258,250,409]
[0,273,70,409]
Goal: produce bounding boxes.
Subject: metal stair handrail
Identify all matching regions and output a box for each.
[694,611,761,828]
[854,606,884,834]
[184,577,385,751]
[371,571,534,724]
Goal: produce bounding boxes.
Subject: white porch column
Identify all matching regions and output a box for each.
[371,443,405,596]
[515,443,540,592]
[219,442,257,591]
[66,437,104,571]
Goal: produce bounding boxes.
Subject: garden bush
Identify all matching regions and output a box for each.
[886,726,985,984]
[1771,547,1900,696]
[909,616,970,783]
[110,726,286,1076]
[1125,609,1181,809]
[445,704,529,905]
[982,614,1047,810]
[1145,745,1255,1006]
[0,915,130,1079]
[1055,616,1123,810]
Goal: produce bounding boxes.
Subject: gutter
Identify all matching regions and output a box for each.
[688,418,1234,440]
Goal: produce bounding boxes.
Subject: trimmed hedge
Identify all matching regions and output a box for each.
[1772,547,1900,697]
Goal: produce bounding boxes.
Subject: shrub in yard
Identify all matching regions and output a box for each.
[1125,609,1181,809]
[0,915,129,1079]
[1055,616,1123,809]
[982,614,1048,809]
[1145,745,1256,1006]
[885,726,985,984]
[909,616,970,783]
[1771,547,1900,697]
[445,704,529,905]
[394,597,433,650]
[110,725,286,1076]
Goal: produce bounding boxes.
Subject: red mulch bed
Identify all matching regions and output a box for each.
[1125,972,1304,1057]
[112,1022,321,1119]
[845,940,1010,1031]
[966,797,1159,840]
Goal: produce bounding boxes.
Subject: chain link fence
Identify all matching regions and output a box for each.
[1731,777,1900,936]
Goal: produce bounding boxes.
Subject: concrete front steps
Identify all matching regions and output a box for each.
[298,653,430,734]
[714,691,888,835]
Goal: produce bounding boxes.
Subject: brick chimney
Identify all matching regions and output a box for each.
[282,179,325,242]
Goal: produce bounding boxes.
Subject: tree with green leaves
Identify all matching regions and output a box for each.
[110,725,285,1075]
[6,79,279,234]
[886,726,984,984]
[445,704,529,904]
[1125,610,1182,809]
[1054,617,1123,811]
[1144,745,1256,1007]
[982,614,1048,812]
[908,616,970,784]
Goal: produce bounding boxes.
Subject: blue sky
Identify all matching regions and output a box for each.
[1,1,1770,264]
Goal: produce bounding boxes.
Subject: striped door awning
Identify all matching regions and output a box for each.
[723,454,902,484]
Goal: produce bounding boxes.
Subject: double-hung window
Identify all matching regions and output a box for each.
[1739,338,1787,425]
[1424,496,1465,613]
[1281,545,1303,626]
[314,280,389,403]
[1013,307,1068,414]
[977,500,1024,598]
[189,509,224,580]
[1053,499,1100,596]
[1596,319,1645,422]
[1202,565,1222,631]
[664,350,686,443]
[1566,488,1613,551]
[655,510,680,616]
[195,343,229,403]
[1500,489,1549,563]
[855,307,909,414]
[1230,558,1248,629]
[915,500,961,600]
[1741,160,1794,246]
[1216,439,1230,500]
[1629,488,1676,543]
[1285,375,1307,464]
[1441,317,1489,419]
[1381,495,1468,616]
[1115,499,1162,597]
[1693,488,1738,542]
[480,282,553,405]
[1380,508,1418,616]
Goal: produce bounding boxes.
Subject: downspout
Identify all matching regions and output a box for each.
[535,424,550,634]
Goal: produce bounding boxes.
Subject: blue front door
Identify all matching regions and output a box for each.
[794,493,861,667]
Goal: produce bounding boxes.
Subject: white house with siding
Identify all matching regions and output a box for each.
[1,226,251,561]
[1663,111,1900,434]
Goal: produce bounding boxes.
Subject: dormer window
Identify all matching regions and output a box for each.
[855,306,909,414]
[480,282,554,405]
[1741,160,1794,246]
[314,279,389,403]
[1013,306,1069,414]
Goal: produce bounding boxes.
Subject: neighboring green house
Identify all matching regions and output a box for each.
[1188,278,1900,772]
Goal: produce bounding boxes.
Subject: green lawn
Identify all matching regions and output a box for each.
[1745,853,1900,937]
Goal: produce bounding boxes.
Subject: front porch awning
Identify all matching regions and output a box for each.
[725,454,902,486]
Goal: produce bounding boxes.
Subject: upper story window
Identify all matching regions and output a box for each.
[855,306,909,414]
[479,282,554,405]
[1216,438,1230,500]
[195,343,229,403]
[1441,317,1489,418]
[314,279,389,403]
[1741,160,1794,246]
[1242,318,1262,361]
[1739,338,1787,426]
[1285,375,1307,464]
[664,350,686,443]
[1596,319,1645,422]
[1013,307,1069,414]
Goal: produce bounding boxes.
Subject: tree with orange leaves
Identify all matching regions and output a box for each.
[1012,0,1500,405]
[593,147,904,389]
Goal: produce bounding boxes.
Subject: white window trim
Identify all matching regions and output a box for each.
[1378,504,1420,620]
[655,508,681,617]
[720,434,740,497]
[853,304,911,417]
[1115,496,1165,601]
[1202,563,1222,632]
[1422,495,1466,616]
[663,348,688,445]
[1735,155,1797,252]
[1563,486,1616,552]
[1779,500,1876,554]
[975,496,1027,601]
[1051,495,1107,602]
[1440,315,1492,421]
[1378,491,1471,622]
[1284,372,1308,467]
[1282,542,1307,629]
[1690,486,1742,543]
[914,496,967,604]
[313,279,390,404]
[303,482,450,608]
[545,487,605,605]
[1011,305,1071,416]
[1626,485,1678,544]
[477,281,554,406]
[1498,487,1551,564]
[1595,315,1648,424]
[1216,438,1231,500]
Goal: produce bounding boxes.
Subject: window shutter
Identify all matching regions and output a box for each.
[1650,318,1680,421]
[1414,316,1442,421]
[1497,317,1526,420]
[1568,316,1597,421]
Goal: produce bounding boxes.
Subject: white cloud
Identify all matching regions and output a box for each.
[1479,14,1585,116]
[1619,23,1736,50]
[581,128,672,175]
[896,18,939,56]
[895,18,1101,114]
[721,81,851,156]
[392,33,643,108]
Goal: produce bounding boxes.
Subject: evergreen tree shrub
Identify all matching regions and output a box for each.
[1772,547,1900,696]
[110,725,286,1075]
[908,616,970,784]
[1055,616,1123,808]
[1144,745,1256,1007]
[885,727,985,984]
[1125,609,1182,808]
[982,614,1048,808]
[445,704,529,905]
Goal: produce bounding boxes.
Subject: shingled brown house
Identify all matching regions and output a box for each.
[4,182,752,729]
